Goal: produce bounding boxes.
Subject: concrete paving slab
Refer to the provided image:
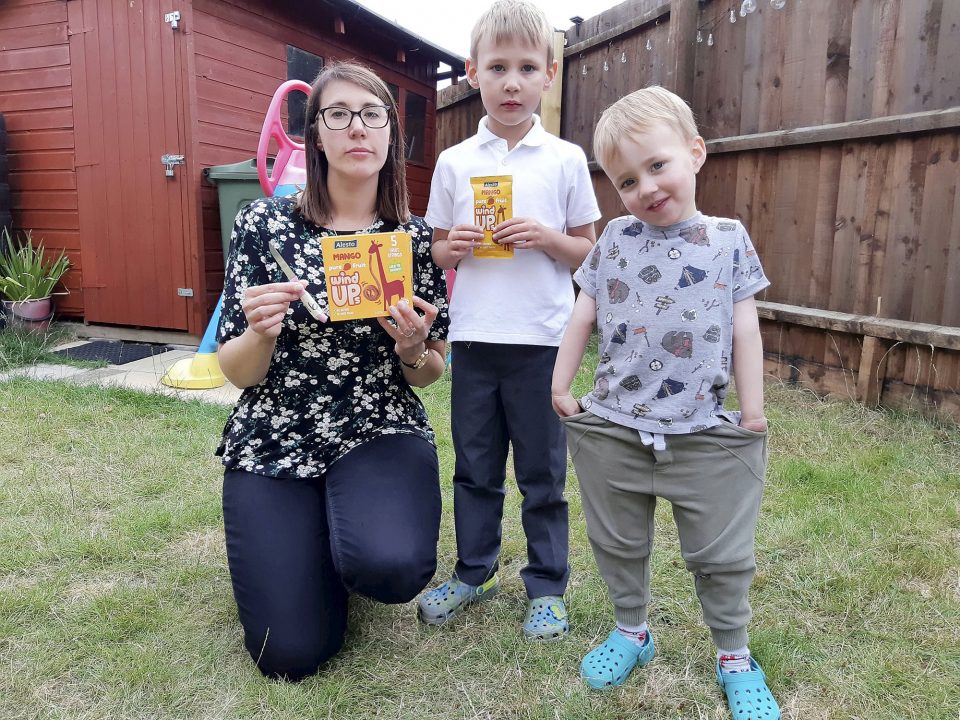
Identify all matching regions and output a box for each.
[0,363,95,383]
[1,350,242,406]
[77,351,243,405]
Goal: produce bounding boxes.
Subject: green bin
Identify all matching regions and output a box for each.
[203,158,273,259]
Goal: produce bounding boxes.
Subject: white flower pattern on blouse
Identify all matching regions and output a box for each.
[216,196,450,478]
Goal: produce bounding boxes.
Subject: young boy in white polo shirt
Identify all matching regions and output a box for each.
[418,0,600,640]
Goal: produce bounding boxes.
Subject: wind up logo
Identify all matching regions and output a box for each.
[475,187,502,232]
[330,270,362,307]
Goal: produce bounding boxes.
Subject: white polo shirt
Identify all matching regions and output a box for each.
[426,115,601,346]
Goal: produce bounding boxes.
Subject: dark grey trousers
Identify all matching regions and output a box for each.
[562,411,767,650]
[450,341,569,598]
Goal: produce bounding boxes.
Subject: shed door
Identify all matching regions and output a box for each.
[70,0,191,330]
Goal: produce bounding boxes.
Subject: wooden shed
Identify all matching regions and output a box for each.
[1,0,463,335]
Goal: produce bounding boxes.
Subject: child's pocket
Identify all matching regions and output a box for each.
[559,409,609,427]
[704,420,768,480]
[723,420,768,438]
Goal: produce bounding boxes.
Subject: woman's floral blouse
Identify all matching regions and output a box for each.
[216,196,449,478]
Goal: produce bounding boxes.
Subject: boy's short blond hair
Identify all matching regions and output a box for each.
[470,0,555,65]
[594,86,700,171]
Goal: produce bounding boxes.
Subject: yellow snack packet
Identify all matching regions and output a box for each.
[320,232,413,322]
[471,175,513,258]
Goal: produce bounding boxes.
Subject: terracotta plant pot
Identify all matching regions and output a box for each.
[1,297,53,332]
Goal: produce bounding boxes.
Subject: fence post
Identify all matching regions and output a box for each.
[666,0,699,100]
[856,335,889,407]
[541,30,566,136]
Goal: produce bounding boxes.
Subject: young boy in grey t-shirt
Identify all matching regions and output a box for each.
[551,86,780,719]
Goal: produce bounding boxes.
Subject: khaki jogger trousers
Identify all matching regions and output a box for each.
[561,411,768,651]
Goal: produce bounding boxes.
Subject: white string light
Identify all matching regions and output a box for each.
[696,1,770,50]
[588,2,780,58]
[589,5,770,58]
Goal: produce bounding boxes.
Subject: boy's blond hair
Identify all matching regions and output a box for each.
[594,86,700,171]
[470,0,555,65]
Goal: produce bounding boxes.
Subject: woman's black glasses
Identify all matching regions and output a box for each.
[318,105,390,130]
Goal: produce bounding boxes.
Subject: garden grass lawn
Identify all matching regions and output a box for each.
[0,326,102,373]
[1,366,957,719]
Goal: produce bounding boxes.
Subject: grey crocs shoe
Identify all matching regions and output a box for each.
[417,575,500,625]
[522,595,569,641]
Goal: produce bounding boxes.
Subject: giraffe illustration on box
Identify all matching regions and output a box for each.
[368,238,406,312]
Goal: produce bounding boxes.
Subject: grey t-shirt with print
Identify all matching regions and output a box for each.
[573,212,769,434]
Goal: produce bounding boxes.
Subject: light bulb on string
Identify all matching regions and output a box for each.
[707,32,714,46]
[621,51,626,62]
[730,8,737,23]
[770,0,786,8]
[740,0,757,14]
[697,29,703,43]
[646,38,652,50]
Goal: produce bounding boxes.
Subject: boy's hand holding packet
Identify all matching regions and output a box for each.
[444,175,553,261]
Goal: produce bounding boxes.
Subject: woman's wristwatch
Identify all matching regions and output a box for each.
[400,347,430,370]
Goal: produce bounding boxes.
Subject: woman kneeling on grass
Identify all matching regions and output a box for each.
[215,61,449,681]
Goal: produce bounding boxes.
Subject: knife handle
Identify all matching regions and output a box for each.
[300,290,328,323]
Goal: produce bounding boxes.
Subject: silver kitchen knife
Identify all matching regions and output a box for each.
[267,240,328,322]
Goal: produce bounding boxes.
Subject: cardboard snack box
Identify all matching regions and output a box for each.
[321,232,413,321]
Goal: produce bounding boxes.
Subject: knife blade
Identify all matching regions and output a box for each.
[267,240,328,322]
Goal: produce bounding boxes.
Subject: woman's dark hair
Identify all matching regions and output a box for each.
[296,61,410,226]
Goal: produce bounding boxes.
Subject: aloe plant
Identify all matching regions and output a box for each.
[0,228,71,301]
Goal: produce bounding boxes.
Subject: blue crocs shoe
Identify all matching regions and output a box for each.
[716,657,781,720]
[522,596,569,641]
[581,628,656,689]
[417,575,499,625]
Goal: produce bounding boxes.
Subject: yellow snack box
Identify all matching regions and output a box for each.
[321,232,413,322]
[471,175,513,258]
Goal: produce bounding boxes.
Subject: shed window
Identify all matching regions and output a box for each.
[286,46,324,137]
[404,90,426,163]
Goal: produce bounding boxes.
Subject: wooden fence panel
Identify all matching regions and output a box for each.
[692,0,960,137]
[435,82,484,160]
[435,0,960,419]
[695,130,958,329]
[562,18,671,153]
[914,133,959,327]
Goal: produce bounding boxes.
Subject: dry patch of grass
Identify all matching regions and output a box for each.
[167,528,227,564]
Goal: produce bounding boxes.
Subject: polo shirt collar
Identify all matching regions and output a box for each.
[476,114,548,148]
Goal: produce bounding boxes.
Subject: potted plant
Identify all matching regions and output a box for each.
[0,227,70,332]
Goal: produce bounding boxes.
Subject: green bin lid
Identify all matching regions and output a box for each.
[204,157,274,182]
